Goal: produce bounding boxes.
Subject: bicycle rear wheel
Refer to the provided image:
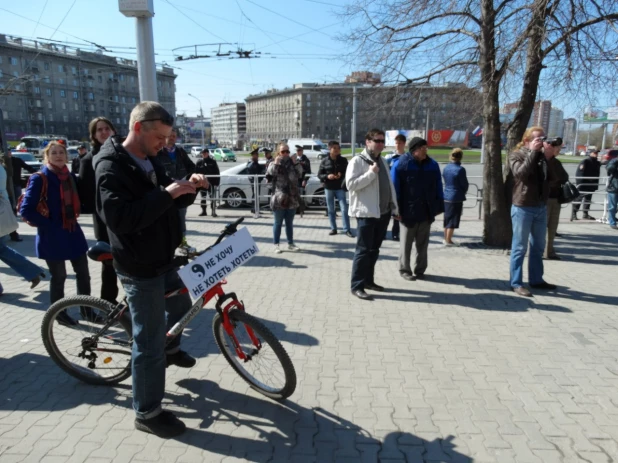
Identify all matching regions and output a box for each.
[213,309,296,400]
[41,296,133,386]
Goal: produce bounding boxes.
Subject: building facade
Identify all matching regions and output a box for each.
[563,118,577,151]
[547,108,565,138]
[0,35,176,141]
[502,100,553,134]
[210,103,246,149]
[245,80,482,145]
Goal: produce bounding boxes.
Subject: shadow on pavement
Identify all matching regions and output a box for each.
[371,287,571,313]
[171,378,473,462]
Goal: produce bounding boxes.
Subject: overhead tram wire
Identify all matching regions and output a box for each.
[31,0,50,38]
[161,0,232,43]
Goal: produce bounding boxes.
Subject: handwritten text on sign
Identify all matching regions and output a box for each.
[177,227,259,300]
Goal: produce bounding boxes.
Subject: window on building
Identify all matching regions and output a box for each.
[119,74,124,81]
[10,57,18,65]
[114,95,119,102]
[121,96,126,103]
[59,78,65,85]
[43,75,50,83]
[83,68,89,75]
[90,104,95,111]
[87,80,93,88]
[37,113,43,121]
[74,103,79,111]
[307,102,311,108]
[2,111,7,119]
[47,101,52,109]
[131,97,136,104]
[70,66,76,74]
[60,90,66,98]
[98,75,102,83]
[61,102,67,110]
[35,100,42,107]
[33,86,40,94]
[73,91,79,99]
[15,84,21,91]
[58,64,64,72]
[116,117,121,124]
[48,114,54,121]
[63,115,69,122]
[72,79,78,86]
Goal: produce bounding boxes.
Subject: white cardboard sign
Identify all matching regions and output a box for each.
[178,227,259,300]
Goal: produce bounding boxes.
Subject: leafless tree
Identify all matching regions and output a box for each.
[342,0,618,247]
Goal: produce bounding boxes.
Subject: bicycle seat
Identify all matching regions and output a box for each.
[87,241,113,262]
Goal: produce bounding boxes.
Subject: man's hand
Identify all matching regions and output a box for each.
[531,137,544,152]
[274,155,282,165]
[189,173,209,189]
[327,173,336,180]
[370,162,380,173]
[166,180,196,199]
[392,215,401,221]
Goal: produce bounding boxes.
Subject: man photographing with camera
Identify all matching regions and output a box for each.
[508,126,557,297]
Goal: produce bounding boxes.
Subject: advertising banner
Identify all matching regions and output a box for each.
[427,130,468,147]
[177,227,259,300]
[583,107,618,124]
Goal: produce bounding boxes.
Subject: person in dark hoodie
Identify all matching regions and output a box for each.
[194,148,220,217]
[78,117,118,303]
[95,102,209,438]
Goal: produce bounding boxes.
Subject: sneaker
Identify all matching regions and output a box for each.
[288,244,301,252]
[329,229,337,236]
[345,231,355,238]
[166,350,196,368]
[610,225,618,230]
[512,286,532,297]
[442,240,459,247]
[135,410,186,438]
[30,275,42,289]
[400,272,416,281]
[583,214,596,220]
[274,245,282,254]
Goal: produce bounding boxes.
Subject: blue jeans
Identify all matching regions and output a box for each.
[0,235,42,282]
[510,205,547,288]
[325,189,351,232]
[608,193,617,226]
[117,269,192,419]
[273,208,296,245]
[351,214,390,291]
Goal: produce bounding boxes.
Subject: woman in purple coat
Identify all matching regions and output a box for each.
[20,142,91,319]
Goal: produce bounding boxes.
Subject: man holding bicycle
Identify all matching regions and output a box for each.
[95,101,209,438]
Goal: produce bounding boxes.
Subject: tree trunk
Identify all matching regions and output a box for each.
[480,0,512,248]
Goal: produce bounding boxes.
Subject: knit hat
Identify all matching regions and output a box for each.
[408,137,428,153]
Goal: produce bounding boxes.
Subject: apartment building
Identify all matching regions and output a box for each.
[0,34,176,141]
[210,103,246,149]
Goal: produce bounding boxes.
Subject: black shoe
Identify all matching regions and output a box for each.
[166,350,197,368]
[530,282,557,290]
[415,273,426,280]
[199,211,207,217]
[135,410,186,438]
[212,212,218,218]
[583,214,595,220]
[351,289,374,301]
[345,231,355,238]
[56,312,79,326]
[554,232,562,237]
[9,232,23,242]
[329,229,337,236]
[571,215,578,221]
[365,283,385,292]
[400,272,416,281]
[80,307,106,324]
[545,254,561,260]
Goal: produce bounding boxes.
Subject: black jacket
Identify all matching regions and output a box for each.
[156,146,195,180]
[94,136,196,278]
[78,146,110,242]
[71,154,85,174]
[318,155,348,190]
[246,160,265,184]
[11,156,37,186]
[298,154,311,179]
[607,158,618,194]
[575,156,601,191]
[195,156,220,187]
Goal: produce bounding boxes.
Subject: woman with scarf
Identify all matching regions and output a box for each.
[20,142,91,317]
[78,117,118,304]
[266,143,303,254]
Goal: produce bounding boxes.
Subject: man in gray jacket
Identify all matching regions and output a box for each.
[346,128,399,301]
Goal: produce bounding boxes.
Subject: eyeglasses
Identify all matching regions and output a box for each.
[372,139,386,143]
[281,150,290,154]
[139,115,174,126]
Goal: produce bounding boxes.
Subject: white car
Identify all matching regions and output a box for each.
[190,146,204,157]
[219,163,324,209]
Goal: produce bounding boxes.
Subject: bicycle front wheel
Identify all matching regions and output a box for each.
[41,296,133,386]
[213,309,296,400]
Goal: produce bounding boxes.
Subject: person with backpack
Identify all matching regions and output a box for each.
[0,159,44,294]
[19,142,91,320]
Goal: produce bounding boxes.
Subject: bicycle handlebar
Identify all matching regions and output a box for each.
[186,217,245,260]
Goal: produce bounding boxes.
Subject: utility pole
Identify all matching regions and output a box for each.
[188,94,205,148]
[351,86,357,156]
[601,123,607,150]
[425,108,430,139]
[119,0,158,101]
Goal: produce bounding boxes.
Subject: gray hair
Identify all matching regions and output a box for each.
[128,101,173,131]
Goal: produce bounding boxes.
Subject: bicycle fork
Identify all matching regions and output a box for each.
[215,293,262,362]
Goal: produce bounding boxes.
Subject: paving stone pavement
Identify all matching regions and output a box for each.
[1,203,617,463]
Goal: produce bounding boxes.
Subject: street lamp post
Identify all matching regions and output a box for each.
[188,93,205,148]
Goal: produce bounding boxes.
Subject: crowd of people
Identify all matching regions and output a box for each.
[0,101,616,437]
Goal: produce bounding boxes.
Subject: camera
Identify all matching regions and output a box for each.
[541,137,563,147]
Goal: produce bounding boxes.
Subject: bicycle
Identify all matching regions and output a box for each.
[41,217,297,400]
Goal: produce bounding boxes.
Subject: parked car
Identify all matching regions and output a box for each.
[219,163,324,208]
[600,148,618,165]
[12,152,42,187]
[67,148,79,161]
[211,148,237,162]
[190,146,204,157]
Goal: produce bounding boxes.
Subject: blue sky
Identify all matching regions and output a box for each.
[1,0,614,124]
[2,0,350,118]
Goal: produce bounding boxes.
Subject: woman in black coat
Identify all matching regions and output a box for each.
[78,117,119,303]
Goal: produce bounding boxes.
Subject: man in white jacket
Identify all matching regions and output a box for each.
[346,128,399,301]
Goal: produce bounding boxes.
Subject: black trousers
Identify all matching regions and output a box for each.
[350,214,390,291]
[101,261,119,303]
[46,254,91,305]
[573,192,593,214]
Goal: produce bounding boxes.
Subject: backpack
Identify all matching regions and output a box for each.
[17,172,49,226]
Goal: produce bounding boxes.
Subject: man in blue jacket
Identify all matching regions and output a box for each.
[391,137,444,281]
